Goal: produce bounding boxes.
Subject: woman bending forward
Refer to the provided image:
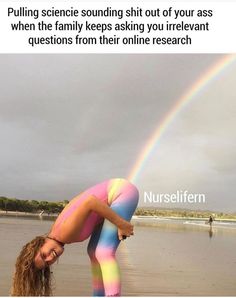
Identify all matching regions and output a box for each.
[11,178,139,296]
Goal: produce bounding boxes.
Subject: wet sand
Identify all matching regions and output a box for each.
[0,216,236,296]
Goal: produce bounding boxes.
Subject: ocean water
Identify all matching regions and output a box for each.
[0,215,236,296]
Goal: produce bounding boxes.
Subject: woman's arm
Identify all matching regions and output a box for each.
[57,195,133,243]
[87,195,134,240]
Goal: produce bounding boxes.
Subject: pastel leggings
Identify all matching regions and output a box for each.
[87,181,139,296]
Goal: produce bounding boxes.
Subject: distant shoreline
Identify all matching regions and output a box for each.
[0,210,58,218]
[1,210,236,223]
[132,215,236,223]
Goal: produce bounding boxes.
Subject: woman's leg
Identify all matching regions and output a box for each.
[88,183,139,296]
[87,223,105,296]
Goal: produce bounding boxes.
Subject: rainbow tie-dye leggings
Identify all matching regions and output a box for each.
[86,179,139,296]
[53,178,139,296]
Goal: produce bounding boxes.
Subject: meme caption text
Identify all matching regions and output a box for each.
[0,2,235,53]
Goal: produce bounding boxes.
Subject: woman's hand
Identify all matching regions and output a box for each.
[117,220,134,241]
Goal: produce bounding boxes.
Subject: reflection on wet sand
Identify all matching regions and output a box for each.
[208,226,213,238]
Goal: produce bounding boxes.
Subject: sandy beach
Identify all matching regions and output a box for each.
[1,215,236,296]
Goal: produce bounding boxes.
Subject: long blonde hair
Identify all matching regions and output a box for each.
[11,235,53,296]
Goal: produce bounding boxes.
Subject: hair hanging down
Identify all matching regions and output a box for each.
[11,235,53,296]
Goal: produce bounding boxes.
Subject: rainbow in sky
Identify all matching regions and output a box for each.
[128,54,236,183]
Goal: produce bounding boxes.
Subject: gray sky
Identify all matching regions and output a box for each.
[0,54,235,212]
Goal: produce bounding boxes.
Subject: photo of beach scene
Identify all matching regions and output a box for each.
[0,54,236,296]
